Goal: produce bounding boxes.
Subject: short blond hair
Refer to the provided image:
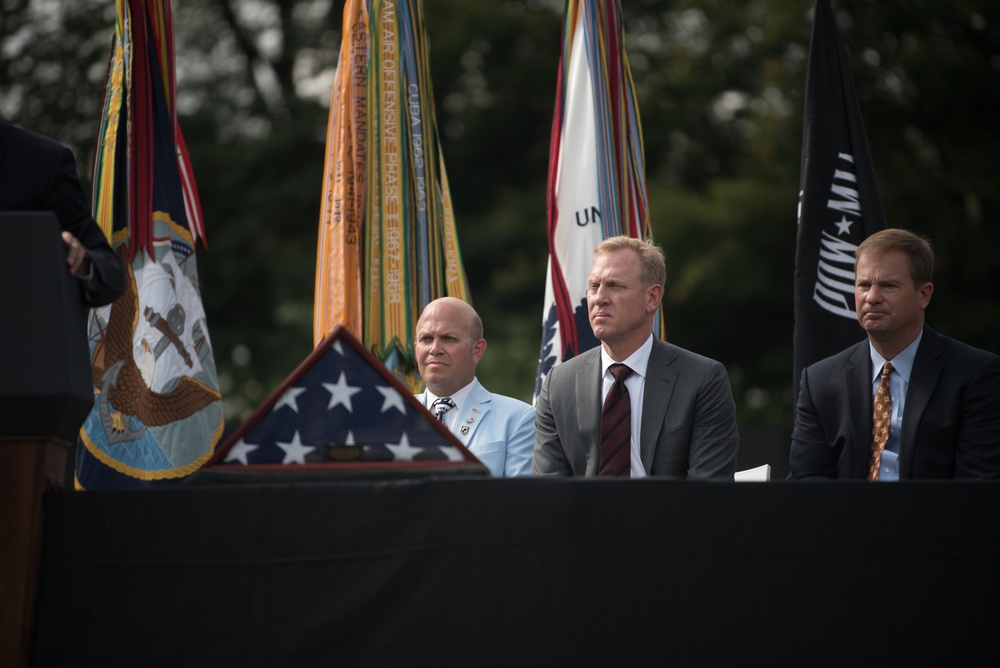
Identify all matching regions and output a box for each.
[594,235,666,288]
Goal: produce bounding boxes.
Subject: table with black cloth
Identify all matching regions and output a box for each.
[34,478,999,666]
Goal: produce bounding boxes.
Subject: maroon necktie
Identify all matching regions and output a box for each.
[599,363,633,476]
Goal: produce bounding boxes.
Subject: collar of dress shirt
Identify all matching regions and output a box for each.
[601,333,653,380]
[869,329,923,385]
[425,378,476,414]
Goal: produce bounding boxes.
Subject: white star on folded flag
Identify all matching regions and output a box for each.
[277,431,316,464]
[383,433,421,461]
[323,372,363,411]
[273,386,307,413]
[224,439,258,465]
[377,385,407,414]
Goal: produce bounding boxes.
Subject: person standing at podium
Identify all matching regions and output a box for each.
[789,228,1000,480]
[0,120,125,307]
[415,297,535,477]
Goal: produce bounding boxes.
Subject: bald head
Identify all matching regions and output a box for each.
[415,297,486,396]
[416,297,483,340]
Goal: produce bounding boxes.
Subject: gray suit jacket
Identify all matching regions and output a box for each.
[789,326,1000,479]
[533,339,739,479]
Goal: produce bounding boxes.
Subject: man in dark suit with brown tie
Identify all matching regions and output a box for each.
[789,228,1000,479]
[0,120,124,306]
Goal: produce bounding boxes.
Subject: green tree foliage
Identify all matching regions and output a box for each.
[3,0,998,443]
[1,0,118,159]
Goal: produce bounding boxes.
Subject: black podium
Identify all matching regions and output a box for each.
[0,212,93,668]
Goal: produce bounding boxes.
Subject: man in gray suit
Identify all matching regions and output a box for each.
[533,236,739,478]
[789,228,1000,479]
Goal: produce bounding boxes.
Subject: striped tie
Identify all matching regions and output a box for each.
[431,397,456,425]
[867,362,893,481]
[599,364,633,476]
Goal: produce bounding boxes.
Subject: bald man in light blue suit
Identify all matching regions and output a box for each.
[415,298,534,477]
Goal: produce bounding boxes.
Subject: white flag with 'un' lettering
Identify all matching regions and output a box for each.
[535,0,654,399]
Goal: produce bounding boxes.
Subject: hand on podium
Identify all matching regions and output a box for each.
[61,230,92,278]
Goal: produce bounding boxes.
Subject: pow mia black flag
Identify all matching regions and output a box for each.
[793,0,886,406]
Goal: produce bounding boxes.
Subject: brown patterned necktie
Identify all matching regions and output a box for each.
[867,361,893,481]
[599,363,633,476]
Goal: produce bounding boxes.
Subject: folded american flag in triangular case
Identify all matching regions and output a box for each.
[197,326,488,482]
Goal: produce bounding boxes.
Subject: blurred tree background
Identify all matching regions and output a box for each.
[3,0,998,472]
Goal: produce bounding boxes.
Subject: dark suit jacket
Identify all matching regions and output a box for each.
[533,339,739,479]
[789,326,1000,479]
[0,120,124,306]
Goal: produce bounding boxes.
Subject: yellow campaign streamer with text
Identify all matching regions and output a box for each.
[314,0,367,345]
[314,0,471,391]
[369,0,412,364]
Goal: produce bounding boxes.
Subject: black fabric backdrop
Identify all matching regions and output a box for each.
[34,478,999,666]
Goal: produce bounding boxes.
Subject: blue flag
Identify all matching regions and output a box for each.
[77,0,222,489]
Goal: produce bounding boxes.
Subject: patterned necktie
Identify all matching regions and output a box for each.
[867,362,894,481]
[599,363,633,476]
[431,397,456,424]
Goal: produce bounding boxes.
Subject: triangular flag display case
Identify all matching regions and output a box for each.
[193,326,488,483]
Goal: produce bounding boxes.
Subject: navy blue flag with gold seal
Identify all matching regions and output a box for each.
[793,0,886,405]
[203,326,488,480]
[77,0,222,489]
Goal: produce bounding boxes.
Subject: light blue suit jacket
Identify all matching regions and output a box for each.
[418,379,535,477]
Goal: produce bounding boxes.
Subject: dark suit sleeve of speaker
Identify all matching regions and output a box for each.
[686,361,739,480]
[48,144,125,307]
[532,370,570,476]
[788,367,838,480]
[78,241,126,308]
[954,352,1000,479]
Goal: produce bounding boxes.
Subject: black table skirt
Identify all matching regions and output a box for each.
[34,477,1000,666]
